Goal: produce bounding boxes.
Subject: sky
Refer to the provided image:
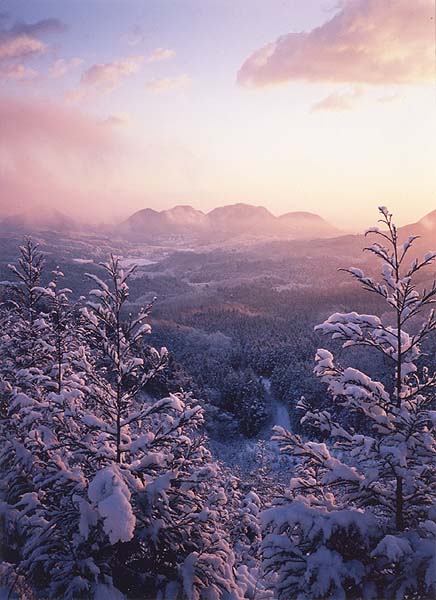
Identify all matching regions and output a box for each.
[0,0,435,230]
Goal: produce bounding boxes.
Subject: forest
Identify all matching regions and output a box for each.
[0,207,435,599]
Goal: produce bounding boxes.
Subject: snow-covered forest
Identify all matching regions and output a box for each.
[0,207,435,600]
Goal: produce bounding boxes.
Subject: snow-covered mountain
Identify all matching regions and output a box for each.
[119,205,208,236]
[119,202,340,240]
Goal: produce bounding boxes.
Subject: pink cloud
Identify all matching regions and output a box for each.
[0,18,66,62]
[311,88,363,112]
[80,57,143,92]
[238,0,433,87]
[145,74,191,93]
[145,47,176,64]
[49,57,84,79]
[0,63,39,81]
[0,35,45,61]
[0,94,110,147]
[0,94,199,222]
[0,94,121,217]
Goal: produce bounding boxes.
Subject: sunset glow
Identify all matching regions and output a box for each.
[1,0,435,229]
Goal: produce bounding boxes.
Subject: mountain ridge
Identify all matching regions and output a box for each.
[120,202,341,240]
[1,205,435,246]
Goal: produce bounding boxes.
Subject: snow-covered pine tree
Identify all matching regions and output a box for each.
[0,238,51,579]
[262,207,436,599]
[73,256,241,599]
[0,243,90,599]
[222,369,268,437]
[0,249,241,599]
[37,267,80,393]
[230,485,272,600]
[0,237,48,387]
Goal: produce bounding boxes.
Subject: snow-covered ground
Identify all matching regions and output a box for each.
[73,258,94,264]
[274,403,291,431]
[119,257,157,268]
[261,377,291,431]
[210,377,293,478]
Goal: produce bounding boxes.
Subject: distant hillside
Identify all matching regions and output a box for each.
[119,202,340,241]
[399,209,436,242]
[278,211,341,239]
[119,205,208,236]
[0,206,77,233]
[207,203,277,236]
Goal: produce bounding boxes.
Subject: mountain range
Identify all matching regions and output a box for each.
[0,204,435,246]
[118,203,341,240]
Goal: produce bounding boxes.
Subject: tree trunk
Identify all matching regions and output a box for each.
[395,476,404,531]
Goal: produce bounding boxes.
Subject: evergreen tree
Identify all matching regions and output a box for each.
[262,207,436,599]
[71,256,241,598]
[0,237,48,387]
[0,250,242,599]
[38,267,80,393]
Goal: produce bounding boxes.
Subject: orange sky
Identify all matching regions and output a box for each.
[0,0,435,230]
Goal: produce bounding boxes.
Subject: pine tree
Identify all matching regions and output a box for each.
[0,243,92,599]
[72,256,241,598]
[262,207,436,599]
[38,267,80,393]
[0,250,242,599]
[0,238,51,581]
[0,237,49,388]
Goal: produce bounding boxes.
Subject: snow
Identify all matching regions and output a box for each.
[305,546,362,597]
[88,466,135,544]
[181,553,197,599]
[73,258,94,264]
[74,495,98,539]
[371,535,413,562]
[260,376,271,393]
[119,257,156,268]
[93,583,126,599]
[275,403,291,431]
[1,208,434,600]
[236,565,273,599]
[82,414,115,433]
[132,451,170,470]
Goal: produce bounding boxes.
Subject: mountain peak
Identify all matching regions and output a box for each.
[119,202,339,240]
[419,209,436,229]
[208,203,273,216]
[165,205,204,216]
[280,211,324,221]
[398,208,436,246]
